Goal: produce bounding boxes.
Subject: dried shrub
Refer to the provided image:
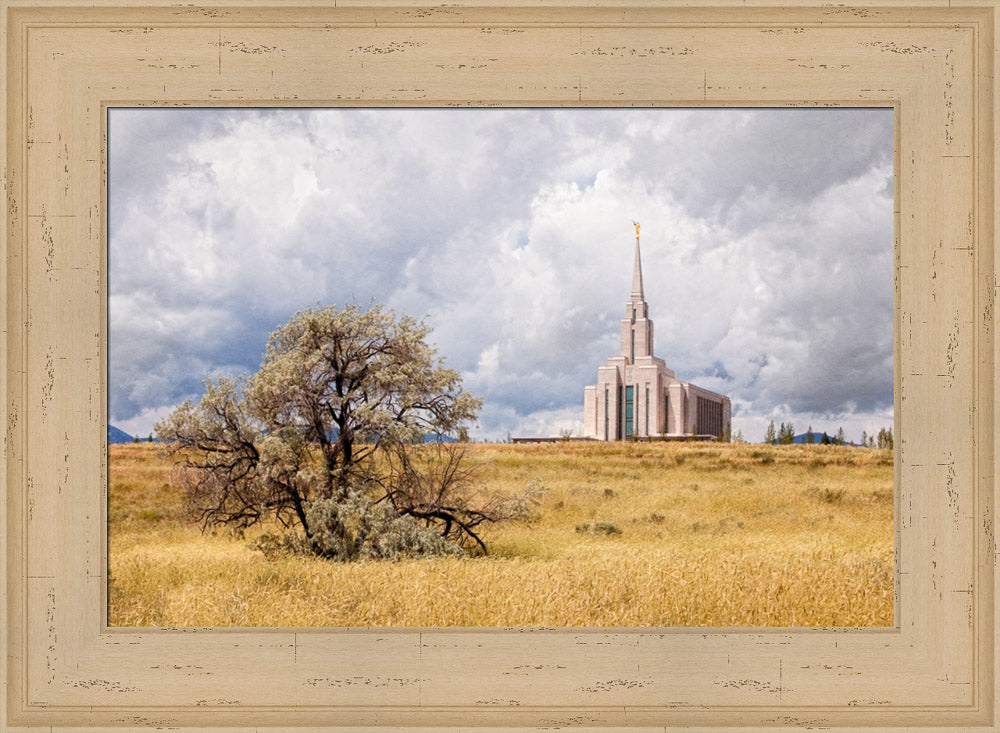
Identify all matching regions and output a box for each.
[592,522,622,535]
[804,486,847,504]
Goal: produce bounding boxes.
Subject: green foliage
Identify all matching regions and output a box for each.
[777,422,795,445]
[876,427,894,450]
[250,302,481,487]
[764,421,776,445]
[156,302,500,561]
[304,488,464,561]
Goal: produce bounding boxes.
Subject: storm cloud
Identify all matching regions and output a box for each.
[109,107,894,442]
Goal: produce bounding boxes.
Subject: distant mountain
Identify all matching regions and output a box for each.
[791,431,854,446]
[423,432,458,444]
[107,425,135,444]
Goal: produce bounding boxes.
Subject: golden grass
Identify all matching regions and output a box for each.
[108,441,894,627]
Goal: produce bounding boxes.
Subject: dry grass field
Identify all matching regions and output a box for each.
[108,440,894,628]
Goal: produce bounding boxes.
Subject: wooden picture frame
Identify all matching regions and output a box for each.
[2,1,996,730]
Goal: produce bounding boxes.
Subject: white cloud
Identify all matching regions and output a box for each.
[109,107,894,444]
[114,404,181,441]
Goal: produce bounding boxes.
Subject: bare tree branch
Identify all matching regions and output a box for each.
[156,303,494,560]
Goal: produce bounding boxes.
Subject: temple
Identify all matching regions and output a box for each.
[583,225,732,440]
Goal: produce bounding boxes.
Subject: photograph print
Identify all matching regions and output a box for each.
[107,107,894,627]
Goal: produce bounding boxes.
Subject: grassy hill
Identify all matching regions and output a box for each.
[108,440,893,627]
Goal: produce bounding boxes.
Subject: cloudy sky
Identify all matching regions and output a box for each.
[109,107,894,443]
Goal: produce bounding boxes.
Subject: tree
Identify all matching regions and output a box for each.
[156,303,526,560]
[821,432,830,445]
[376,442,532,554]
[834,427,846,445]
[777,422,795,445]
[877,427,894,449]
[806,425,815,444]
[765,421,776,444]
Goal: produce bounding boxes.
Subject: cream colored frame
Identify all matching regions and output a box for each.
[1,1,996,731]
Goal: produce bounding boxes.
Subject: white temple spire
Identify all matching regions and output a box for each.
[630,221,644,301]
[583,224,731,441]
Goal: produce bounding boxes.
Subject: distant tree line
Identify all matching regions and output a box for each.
[762,421,892,448]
